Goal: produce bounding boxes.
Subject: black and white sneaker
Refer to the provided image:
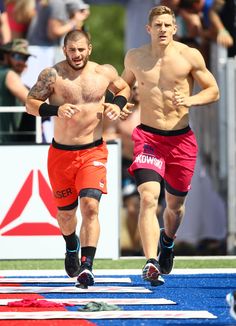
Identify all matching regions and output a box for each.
[76,257,94,287]
[158,228,175,274]
[65,238,80,278]
[142,258,165,286]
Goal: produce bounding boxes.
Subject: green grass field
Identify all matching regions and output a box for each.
[0,257,236,270]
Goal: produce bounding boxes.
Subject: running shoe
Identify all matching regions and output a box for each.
[64,237,80,278]
[142,258,165,286]
[158,228,175,274]
[76,257,95,286]
[226,291,236,320]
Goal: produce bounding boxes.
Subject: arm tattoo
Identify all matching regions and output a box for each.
[28,68,57,101]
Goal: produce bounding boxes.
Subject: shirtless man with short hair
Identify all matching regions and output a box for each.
[121,5,219,285]
[26,29,130,286]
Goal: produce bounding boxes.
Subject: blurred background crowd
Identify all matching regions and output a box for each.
[0,0,235,257]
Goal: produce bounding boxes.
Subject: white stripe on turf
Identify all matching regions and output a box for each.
[0,310,217,319]
[0,298,176,305]
[0,285,151,293]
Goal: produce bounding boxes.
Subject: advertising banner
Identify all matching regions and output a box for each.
[0,142,121,259]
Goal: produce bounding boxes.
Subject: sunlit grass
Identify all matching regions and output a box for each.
[0,257,236,270]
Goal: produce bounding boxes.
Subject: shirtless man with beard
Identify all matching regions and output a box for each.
[26,29,130,286]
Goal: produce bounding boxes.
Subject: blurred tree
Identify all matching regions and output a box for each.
[86,4,125,74]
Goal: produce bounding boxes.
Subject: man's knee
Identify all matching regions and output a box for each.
[57,209,76,224]
[140,190,158,210]
[81,197,99,220]
[166,201,185,218]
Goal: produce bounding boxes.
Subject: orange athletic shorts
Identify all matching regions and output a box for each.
[48,138,108,210]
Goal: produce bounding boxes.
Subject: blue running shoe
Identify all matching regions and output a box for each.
[65,237,80,278]
[76,257,95,287]
[158,228,175,274]
[142,258,165,286]
[226,291,236,320]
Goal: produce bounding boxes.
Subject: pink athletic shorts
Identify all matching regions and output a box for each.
[48,138,108,209]
[128,124,198,193]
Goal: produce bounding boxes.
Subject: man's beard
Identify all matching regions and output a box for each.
[66,55,89,71]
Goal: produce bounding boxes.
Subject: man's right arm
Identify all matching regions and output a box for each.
[26,67,81,119]
[121,50,137,89]
[26,68,56,117]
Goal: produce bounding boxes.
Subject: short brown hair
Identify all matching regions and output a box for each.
[63,29,91,47]
[148,6,176,25]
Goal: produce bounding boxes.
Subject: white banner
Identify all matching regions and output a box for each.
[0,142,121,259]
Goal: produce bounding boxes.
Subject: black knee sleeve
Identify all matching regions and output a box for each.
[79,188,102,201]
[134,168,162,187]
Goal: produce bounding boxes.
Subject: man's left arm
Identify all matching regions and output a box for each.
[173,49,220,108]
[102,65,131,121]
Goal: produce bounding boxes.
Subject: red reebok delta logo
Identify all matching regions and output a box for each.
[0,170,60,236]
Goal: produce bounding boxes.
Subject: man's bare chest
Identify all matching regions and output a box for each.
[134,55,191,87]
[55,74,109,104]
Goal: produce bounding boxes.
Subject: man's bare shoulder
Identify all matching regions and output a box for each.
[28,66,58,99]
[95,63,118,80]
[38,65,58,81]
[124,45,150,69]
[174,40,202,57]
[52,60,72,76]
[174,41,204,65]
[126,44,150,58]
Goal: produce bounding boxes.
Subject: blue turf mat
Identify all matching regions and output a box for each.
[2,273,236,326]
[39,273,236,325]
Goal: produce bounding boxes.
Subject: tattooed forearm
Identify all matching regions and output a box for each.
[28,68,57,101]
